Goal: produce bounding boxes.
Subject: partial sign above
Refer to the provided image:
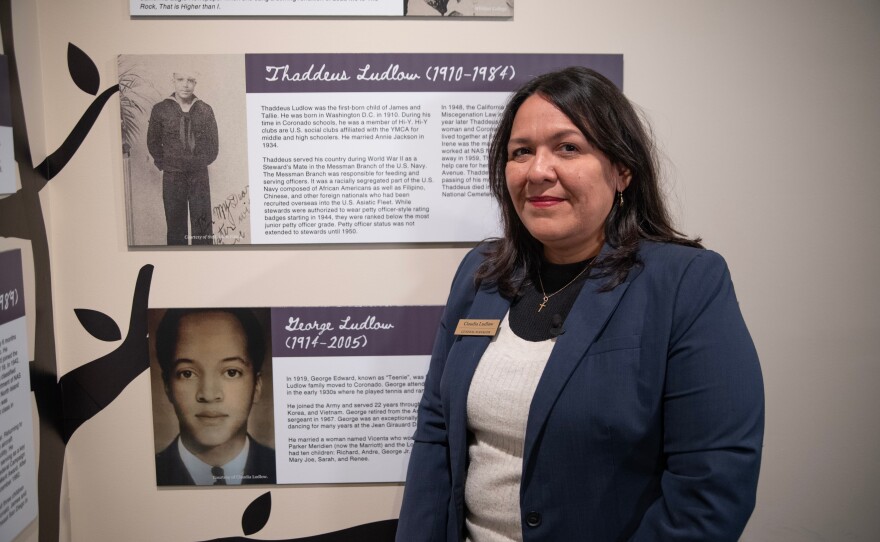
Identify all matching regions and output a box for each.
[0,56,14,195]
[131,0,514,18]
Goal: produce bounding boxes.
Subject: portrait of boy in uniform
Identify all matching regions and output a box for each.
[147,70,218,246]
[119,54,250,246]
[151,308,276,486]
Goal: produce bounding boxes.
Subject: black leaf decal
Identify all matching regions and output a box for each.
[67,43,99,96]
[242,491,271,536]
[62,265,154,442]
[73,308,121,341]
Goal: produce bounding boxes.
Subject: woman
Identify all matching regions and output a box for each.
[397,67,764,541]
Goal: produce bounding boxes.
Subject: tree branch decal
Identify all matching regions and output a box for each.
[0,3,143,537]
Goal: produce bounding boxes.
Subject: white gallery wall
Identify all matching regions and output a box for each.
[2,0,878,540]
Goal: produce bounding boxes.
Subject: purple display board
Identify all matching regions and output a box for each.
[119,53,623,247]
[272,305,442,357]
[0,249,37,542]
[245,53,622,93]
[0,250,23,326]
[148,305,443,486]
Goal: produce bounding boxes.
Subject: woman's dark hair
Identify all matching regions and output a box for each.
[477,66,701,296]
[155,308,266,382]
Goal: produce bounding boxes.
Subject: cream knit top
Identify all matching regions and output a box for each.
[464,315,555,542]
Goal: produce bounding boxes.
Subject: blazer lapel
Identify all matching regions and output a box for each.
[522,261,633,470]
[445,286,510,491]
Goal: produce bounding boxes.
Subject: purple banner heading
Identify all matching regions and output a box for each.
[271,306,443,357]
[0,249,25,325]
[246,53,623,94]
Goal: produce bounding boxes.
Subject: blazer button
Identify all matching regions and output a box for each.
[525,511,542,527]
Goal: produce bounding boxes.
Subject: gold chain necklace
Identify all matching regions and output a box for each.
[536,258,596,313]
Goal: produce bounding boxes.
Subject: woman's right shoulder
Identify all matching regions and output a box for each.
[460,242,491,269]
[441,242,496,318]
[451,241,497,288]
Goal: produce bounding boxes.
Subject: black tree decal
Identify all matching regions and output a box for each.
[0,12,398,541]
[0,5,147,539]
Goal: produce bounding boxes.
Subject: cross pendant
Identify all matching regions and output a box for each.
[538,295,549,313]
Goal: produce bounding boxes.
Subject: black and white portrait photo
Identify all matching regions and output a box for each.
[119,54,250,246]
[149,308,276,486]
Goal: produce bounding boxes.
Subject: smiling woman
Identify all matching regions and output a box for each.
[504,94,631,264]
[396,67,764,542]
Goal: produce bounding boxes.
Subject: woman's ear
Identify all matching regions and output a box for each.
[617,165,632,191]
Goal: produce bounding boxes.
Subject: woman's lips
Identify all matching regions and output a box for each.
[527,196,565,208]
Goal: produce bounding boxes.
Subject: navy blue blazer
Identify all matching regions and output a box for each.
[397,242,764,541]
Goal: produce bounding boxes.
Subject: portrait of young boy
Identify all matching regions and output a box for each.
[150,308,276,486]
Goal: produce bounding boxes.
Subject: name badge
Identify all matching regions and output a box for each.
[454,319,501,337]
